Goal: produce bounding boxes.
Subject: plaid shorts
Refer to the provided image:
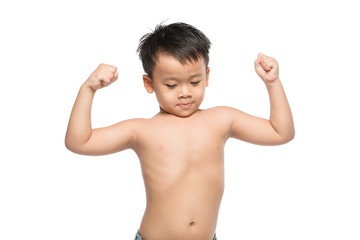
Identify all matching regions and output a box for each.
[134,230,217,240]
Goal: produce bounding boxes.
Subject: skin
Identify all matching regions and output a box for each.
[65,52,294,240]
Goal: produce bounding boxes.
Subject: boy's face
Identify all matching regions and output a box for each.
[143,53,209,118]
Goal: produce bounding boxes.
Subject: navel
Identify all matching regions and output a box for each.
[189,221,195,226]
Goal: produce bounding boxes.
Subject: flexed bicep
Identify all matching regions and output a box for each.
[227,107,290,146]
[69,118,142,156]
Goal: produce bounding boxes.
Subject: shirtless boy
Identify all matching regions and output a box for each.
[65,22,295,240]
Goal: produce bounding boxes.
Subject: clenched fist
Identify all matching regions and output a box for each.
[254,53,279,85]
[84,63,119,92]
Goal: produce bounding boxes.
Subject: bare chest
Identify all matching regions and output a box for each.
[136,120,224,159]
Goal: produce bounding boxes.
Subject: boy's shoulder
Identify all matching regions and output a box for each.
[200,106,248,128]
[197,106,239,126]
[201,106,240,117]
[203,106,234,113]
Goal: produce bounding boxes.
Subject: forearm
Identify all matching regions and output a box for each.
[65,83,95,150]
[266,79,295,141]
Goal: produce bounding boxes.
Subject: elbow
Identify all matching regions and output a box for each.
[65,138,77,153]
[290,131,295,142]
[64,131,90,154]
[64,138,83,155]
[65,143,85,155]
[280,131,295,145]
[65,138,96,156]
[288,128,296,142]
[64,132,74,152]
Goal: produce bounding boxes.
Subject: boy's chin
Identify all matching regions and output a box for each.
[173,111,196,118]
[160,107,199,118]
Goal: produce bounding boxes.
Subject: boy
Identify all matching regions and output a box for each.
[65,22,294,240]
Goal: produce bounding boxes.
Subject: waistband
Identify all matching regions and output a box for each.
[135,230,217,240]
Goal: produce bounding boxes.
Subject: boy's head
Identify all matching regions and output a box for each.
[137,22,211,118]
[137,22,211,79]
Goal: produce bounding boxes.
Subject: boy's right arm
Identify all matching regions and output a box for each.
[65,64,136,156]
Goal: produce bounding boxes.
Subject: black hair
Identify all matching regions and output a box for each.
[137,22,211,79]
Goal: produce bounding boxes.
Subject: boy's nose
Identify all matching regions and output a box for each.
[178,86,191,99]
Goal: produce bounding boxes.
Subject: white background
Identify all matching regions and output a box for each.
[1,0,359,239]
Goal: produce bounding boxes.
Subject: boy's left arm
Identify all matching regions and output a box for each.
[227,53,295,145]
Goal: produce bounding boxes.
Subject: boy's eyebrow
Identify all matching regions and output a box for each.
[162,73,203,81]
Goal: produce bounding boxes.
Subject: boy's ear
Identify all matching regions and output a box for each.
[205,67,210,87]
[143,75,154,93]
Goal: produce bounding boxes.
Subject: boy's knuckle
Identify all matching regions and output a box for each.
[98,63,104,69]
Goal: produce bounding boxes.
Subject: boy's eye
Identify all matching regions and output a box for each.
[166,84,177,88]
[191,81,201,85]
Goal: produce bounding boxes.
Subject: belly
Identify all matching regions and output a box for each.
[139,162,224,240]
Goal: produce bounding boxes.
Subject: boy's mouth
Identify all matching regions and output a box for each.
[178,102,193,109]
